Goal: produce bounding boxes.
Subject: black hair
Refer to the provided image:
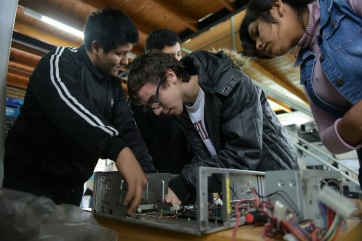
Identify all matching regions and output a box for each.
[239,0,313,58]
[144,29,181,53]
[83,8,139,53]
[127,50,190,102]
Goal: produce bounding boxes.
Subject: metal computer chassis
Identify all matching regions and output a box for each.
[92,167,266,235]
[265,170,342,228]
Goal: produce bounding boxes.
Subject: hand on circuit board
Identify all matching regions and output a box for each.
[115,147,148,216]
[165,187,182,206]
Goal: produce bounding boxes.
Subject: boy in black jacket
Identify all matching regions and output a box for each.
[4,9,155,216]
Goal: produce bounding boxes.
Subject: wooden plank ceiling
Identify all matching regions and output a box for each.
[7,0,309,113]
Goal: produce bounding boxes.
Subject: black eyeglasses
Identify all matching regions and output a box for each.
[144,78,162,112]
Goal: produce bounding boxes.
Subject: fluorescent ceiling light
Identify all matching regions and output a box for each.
[41,16,84,38]
[24,8,84,39]
[198,13,213,22]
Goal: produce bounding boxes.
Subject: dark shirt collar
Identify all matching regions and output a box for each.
[78,45,104,79]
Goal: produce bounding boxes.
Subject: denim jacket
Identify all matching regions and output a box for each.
[296,0,362,117]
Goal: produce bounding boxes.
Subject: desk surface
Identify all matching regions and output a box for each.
[96,216,361,241]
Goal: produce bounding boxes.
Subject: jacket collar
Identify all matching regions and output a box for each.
[181,50,248,96]
[78,45,105,79]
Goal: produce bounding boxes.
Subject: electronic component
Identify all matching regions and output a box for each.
[92,167,266,235]
[318,185,355,218]
[265,170,342,228]
[245,211,268,225]
[93,172,176,216]
[93,169,347,235]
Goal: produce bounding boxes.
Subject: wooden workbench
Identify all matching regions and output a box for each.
[96,216,361,241]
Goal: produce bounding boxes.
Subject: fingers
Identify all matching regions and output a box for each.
[115,148,148,216]
[123,173,147,216]
[165,198,181,206]
[164,189,182,206]
[123,180,135,207]
[127,181,144,216]
[165,194,171,204]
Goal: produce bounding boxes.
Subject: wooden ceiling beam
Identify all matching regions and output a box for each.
[6,86,26,99]
[82,0,198,33]
[150,0,199,32]
[7,67,31,78]
[80,0,152,36]
[18,0,85,31]
[250,61,308,103]
[10,47,41,67]
[15,8,144,56]
[267,96,292,113]
[7,73,29,89]
[11,41,48,56]
[80,0,113,12]
[8,61,35,73]
[214,0,235,12]
[14,21,82,48]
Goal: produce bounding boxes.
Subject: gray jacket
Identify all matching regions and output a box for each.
[168,50,298,202]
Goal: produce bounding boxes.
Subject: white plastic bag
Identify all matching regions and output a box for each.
[0,188,117,241]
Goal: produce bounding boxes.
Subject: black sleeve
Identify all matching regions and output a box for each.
[31,47,156,172]
[31,47,124,156]
[103,88,156,173]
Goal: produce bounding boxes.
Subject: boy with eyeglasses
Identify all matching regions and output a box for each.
[130,29,194,174]
[127,49,298,206]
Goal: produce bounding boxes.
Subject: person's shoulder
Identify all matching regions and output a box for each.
[183,50,215,65]
[61,46,80,57]
[48,47,85,73]
[348,0,362,16]
[190,49,249,69]
[188,50,211,58]
[38,46,73,64]
[59,47,84,66]
[42,46,80,61]
[46,46,78,54]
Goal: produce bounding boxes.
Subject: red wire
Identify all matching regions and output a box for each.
[232,199,256,241]
[263,222,275,240]
[311,227,323,241]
